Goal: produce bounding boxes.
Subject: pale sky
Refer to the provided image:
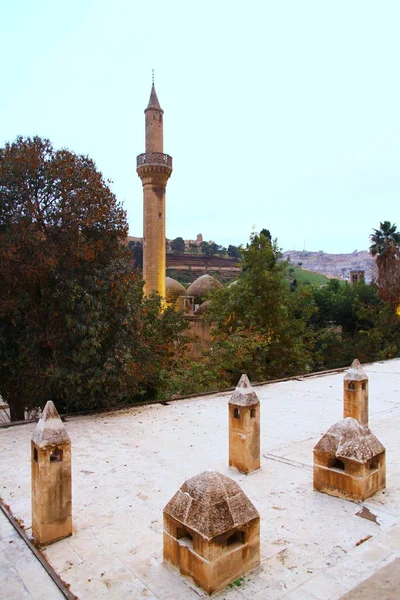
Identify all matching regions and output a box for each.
[1,0,399,253]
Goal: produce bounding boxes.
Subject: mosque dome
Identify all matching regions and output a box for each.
[186,274,222,303]
[194,301,210,315]
[165,277,186,302]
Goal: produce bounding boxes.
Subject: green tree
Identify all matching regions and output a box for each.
[200,241,214,256]
[0,136,187,420]
[170,236,185,253]
[308,279,399,369]
[205,231,313,383]
[369,221,400,304]
[227,245,240,260]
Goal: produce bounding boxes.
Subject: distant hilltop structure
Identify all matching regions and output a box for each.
[283,249,376,283]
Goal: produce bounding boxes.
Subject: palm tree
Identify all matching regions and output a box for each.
[370,221,400,302]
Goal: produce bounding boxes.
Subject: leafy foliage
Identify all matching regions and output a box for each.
[205,232,314,383]
[0,137,187,420]
[308,279,400,369]
[170,236,185,253]
[369,221,400,304]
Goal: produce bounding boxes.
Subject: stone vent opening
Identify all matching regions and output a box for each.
[348,382,355,390]
[227,531,245,550]
[234,408,240,419]
[362,382,367,390]
[50,449,63,463]
[250,408,256,418]
[331,458,345,471]
[176,527,193,549]
[33,448,38,462]
[369,457,379,471]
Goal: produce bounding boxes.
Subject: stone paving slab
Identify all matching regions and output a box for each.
[0,509,64,599]
[340,557,400,599]
[0,359,399,599]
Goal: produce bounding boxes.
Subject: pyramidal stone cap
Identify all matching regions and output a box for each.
[229,374,259,406]
[344,358,368,381]
[314,417,384,463]
[164,471,259,540]
[31,401,70,448]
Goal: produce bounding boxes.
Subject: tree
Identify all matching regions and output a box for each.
[369,221,400,304]
[307,278,400,369]
[227,245,240,260]
[131,241,143,271]
[206,232,313,383]
[0,137,187,420]
[200,241,213,256]
[170,237,185,253]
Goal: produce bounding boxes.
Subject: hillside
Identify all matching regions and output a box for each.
[287,265,331,286]
[283,249,376,282]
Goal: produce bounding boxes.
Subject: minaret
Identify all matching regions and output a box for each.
[137,79,172,298]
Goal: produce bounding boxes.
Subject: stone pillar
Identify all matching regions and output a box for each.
[31,401,72,545]
[229,374,260,474]
[343,359,368,426]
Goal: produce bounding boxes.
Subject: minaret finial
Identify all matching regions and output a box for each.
[152,69,154,86]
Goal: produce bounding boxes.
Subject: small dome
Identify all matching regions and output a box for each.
[314,417,385,463]
[186,274,222,303]
[165,277,186,302]
[194,301,210,315]
[164,471,259,540]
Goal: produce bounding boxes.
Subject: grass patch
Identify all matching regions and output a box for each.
[287,265,338,286]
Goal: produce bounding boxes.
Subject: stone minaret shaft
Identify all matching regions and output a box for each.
[137,84,172,298]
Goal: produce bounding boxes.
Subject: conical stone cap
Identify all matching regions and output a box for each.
[31,401,70,448]
[146,84,162,111]
[344,358,368,381]
[229,374,259,407]
[164,471,259,540]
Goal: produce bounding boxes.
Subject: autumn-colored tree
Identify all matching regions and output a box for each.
[0,137,187,420]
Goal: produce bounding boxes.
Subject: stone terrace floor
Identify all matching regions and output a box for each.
[1,359,400,599]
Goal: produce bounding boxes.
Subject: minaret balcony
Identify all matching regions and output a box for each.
[136,152,173,170]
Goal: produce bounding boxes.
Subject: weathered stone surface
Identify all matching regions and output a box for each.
[343,359,369,425]
[314,418,384,463]
[164,471,259,540]
[163,471,260,594]
[165,277,186,302]
[185,274,222,303]
[31,401,70,448]
[344,358,368,381]
[229,374,260,473]
[137,82,172,298]
[340,558,400,599]
[229,374,260,407]
[314,417,386,502]
[31,401,72,545]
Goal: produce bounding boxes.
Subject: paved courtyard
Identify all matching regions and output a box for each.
[1,359,399,599]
